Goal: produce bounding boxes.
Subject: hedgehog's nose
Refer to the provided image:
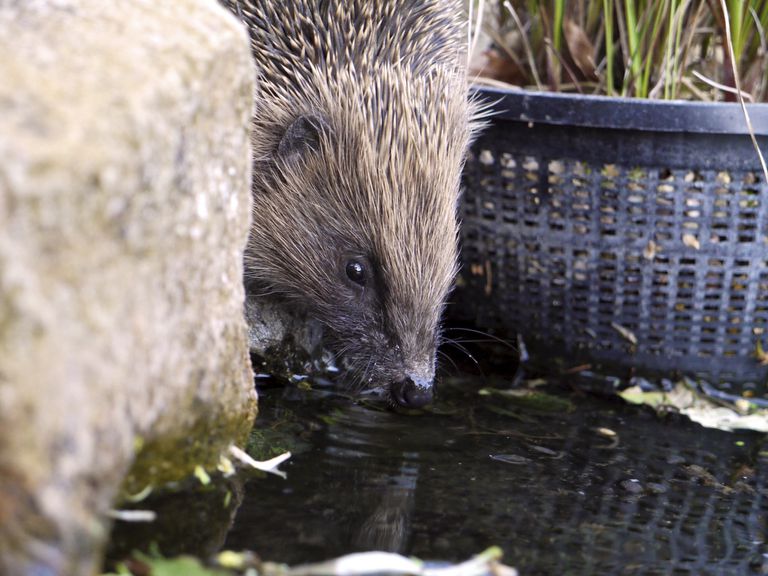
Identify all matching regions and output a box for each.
[391,375,433,408]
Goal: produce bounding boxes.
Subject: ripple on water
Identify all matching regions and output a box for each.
[221,380,768,575]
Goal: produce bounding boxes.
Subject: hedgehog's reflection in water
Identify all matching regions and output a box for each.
[351,463,419,553]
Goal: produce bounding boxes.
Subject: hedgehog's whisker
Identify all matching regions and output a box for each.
[436,348,458,373]
[440,338,480,367]
[360,356,375,387]
[444,327,517,351]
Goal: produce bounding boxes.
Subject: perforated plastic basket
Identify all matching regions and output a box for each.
[454,87,768,393]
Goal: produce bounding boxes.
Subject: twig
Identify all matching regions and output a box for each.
[544,39,583,94]
[467,0,473,63]
[750,6,767,53]
[749,6,768,100]
[469,0,485,64]
[691,70,754,101]
[485,25,525,72]
[470,76,524,90]
[719,0,768,183]
[680,76,713,101]
[503,1,543,91]
[228,445,291,479]
[108,509,157,523]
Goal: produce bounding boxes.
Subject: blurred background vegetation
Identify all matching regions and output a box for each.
[468,0,768,101]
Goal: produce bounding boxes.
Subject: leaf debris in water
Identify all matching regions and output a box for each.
[490,454,532,465]
[619,382,768,433]
[109,555,228,576]
[107,509,157,523]
[275,546,515,576]
[194,465,211,486]
[108,548,516,576]
[479,387,573,413]
[610,322,638,346]
[124,484,153,503]
[217,455,236,477]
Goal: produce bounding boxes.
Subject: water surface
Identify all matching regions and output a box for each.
[222,376,767,575]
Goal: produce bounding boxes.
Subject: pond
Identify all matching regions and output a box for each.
[109,367,767,575]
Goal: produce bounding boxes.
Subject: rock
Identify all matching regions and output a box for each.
[0,1,257,574]
[245,295,327,376]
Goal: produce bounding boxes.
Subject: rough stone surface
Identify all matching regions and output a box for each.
[245,295,327,375]
[0,1,257,574]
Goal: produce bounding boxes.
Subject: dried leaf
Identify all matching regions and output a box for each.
[563,18,597,79]
[620,383,768,433]
[479,387,573,413]
[643,240,659,260]
[469,48,523,85]
[756,339,768,364]
[611,322,638,345]
[279,547,512,576]
[682,233,701,249]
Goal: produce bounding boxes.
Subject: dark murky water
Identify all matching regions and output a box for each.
[110,374,768,575]
[225,375,767,575]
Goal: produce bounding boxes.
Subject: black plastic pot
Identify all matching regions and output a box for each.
[453,87,768,394]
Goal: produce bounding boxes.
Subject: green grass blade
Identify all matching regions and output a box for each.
[604,0,615,95]
[624,0,642,95]
[641,0,670,98]
[554,0,565,52]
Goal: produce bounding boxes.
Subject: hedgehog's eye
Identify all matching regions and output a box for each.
[345,260,367,286]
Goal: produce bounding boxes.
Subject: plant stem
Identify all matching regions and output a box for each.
[641,0,669,98]
[663,0,678,99]
[624,0,642,95]
[604,0,615,94]
[720,0,768,182]
[554,0,565,53]
[728,0,745,62]
[504,1,544,90]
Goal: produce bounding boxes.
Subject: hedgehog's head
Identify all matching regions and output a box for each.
[246,68,474,408]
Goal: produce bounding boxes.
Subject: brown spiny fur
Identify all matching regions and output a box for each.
[225,0,477,401]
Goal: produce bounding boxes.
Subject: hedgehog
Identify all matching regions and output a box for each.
[224,0,476,407]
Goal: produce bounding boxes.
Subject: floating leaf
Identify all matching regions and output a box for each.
[216,551,246,570]
[490,454,533,465]
[194,465,211,486]
[110,555,229,576]
[619,383,768,433]
[619,385,666,407]
[280,546,511,576]
[479,388,573,413]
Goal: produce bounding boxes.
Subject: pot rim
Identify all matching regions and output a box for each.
[472,86,768,136]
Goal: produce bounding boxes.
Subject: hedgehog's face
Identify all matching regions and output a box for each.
[247,111,465,408]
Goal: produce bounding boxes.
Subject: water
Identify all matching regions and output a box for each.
[222,376,767,575]
[110,374,768,575]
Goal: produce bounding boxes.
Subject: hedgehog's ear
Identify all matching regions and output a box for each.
[277,114,329,162]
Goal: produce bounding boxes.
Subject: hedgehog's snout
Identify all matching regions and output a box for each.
[390,374,433,408]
